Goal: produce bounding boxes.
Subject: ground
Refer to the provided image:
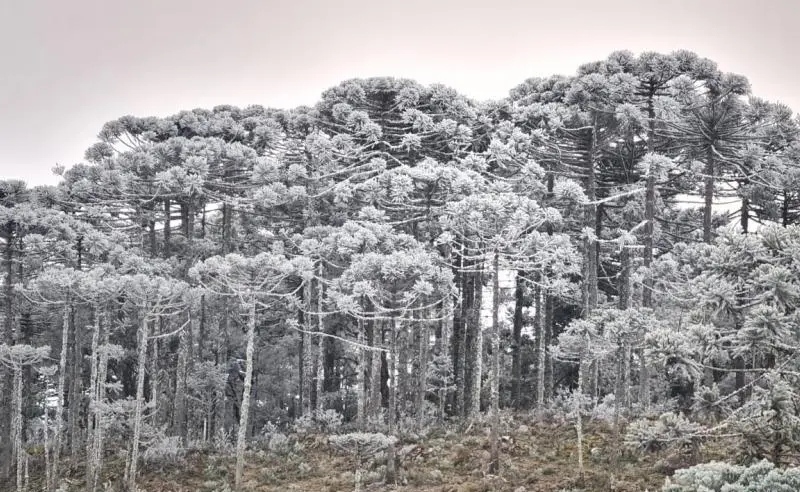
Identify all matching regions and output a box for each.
[28,417,733,492]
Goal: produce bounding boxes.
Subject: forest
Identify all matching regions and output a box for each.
[1,50,800,492]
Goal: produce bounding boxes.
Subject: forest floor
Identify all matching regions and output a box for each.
[33,416,732,492]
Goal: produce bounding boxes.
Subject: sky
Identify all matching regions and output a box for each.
[1,0,798,186]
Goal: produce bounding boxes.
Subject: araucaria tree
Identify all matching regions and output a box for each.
[3,53,800,491]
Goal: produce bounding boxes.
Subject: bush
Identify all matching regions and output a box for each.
[625,412,705,455]
[142,436,185,465]
[293,409,344,434]
[663,459,800,491]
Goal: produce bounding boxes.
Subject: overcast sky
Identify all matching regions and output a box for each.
[1,0,797,186]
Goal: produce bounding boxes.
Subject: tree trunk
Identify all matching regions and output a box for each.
[741,196,749,233]
[584,125,599,316]
[511,271,525,409]
[50,301,70,492]
[369,324,383,422]
[575,341,586,483]
[163,199,171,257]
[703,147,715,244]
[298,285,306,417]
[415,315,428,428]
[356,317,366,430]
[13,363,23,492]
[89,318,111,492]
[127,314,149,491]
[234,299,257,490]
[544,295,554,401]
[385,316,399,484]
[489,253,501,474]
[315,275,325,415]
[536,287,546,407]
[85,306,101,491]
[68,302,82,457]
[642,94,657,308]
[173,312,190,443]
[465,265,483,418]
[638,348,649,412]
[619,247,631,310]
[0,235,12,479]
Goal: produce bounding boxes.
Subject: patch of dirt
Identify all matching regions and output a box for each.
[42,418,732,492]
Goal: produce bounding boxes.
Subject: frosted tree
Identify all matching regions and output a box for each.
[0,344,49,492]
[329,239,452,484]
[119,274,189,491]
[441,185,578,472]
[190,251,311,490]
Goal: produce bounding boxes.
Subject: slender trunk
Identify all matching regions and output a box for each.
[163,199,171,257]
[584,125,599,316]
[642,94,657,308]
[173,312,189,443]
[369,324,382,422]
[466,264,483,418]
[90,321,111,492]
[315,282,324,415]
[741,196,749,233]
[703,146,715,244]
[127,314,149,491]
[575,338,587,483]
[536,287,546,407]
[544,295,554,401]
[623,344,632,409]
[43,385,50,492]
[356,316,366,430]
[0,234,12,479]
[234,299,257,490]
[619,247,631,310]
[415,316,428,428]
[638,348,649,412]
[13,363,23,492]
[385,316,399,484]
[86,306,101,491]
[298,286,306,417]
[452,250,472,417]
[149,330,159,422]
[68,302,82,457]
[782,193,790,227]
[489,253,501,474]
[50,301,70,492]
[398,324,408,413]
[511,271,524,409]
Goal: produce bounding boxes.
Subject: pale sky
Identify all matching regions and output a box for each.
[1,0,798,186]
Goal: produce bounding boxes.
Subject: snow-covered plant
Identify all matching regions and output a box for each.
[142,436,185,466]
[292,409,344,434]
[731,372,800,463]
[691,384,730,424]
[591,393,618,423]
[329,432,398,492]
[663,459,800,491]
[625,412,706,455]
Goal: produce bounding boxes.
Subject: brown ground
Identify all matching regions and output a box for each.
[27,418,732,492]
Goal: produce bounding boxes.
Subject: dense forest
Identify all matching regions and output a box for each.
[2,50,800,492]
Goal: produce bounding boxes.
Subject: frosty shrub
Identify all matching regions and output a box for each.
[317,409,344,432]
[329,432,397,456]
[591,393,618,423]
[662,459,800,491]
[142,436,185,465]
[625,412,705,454]
[691,384,729,424]
[329,433,398,491]
[254,421,293,454]
[294,409,344,434]
[731,373,800,463]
